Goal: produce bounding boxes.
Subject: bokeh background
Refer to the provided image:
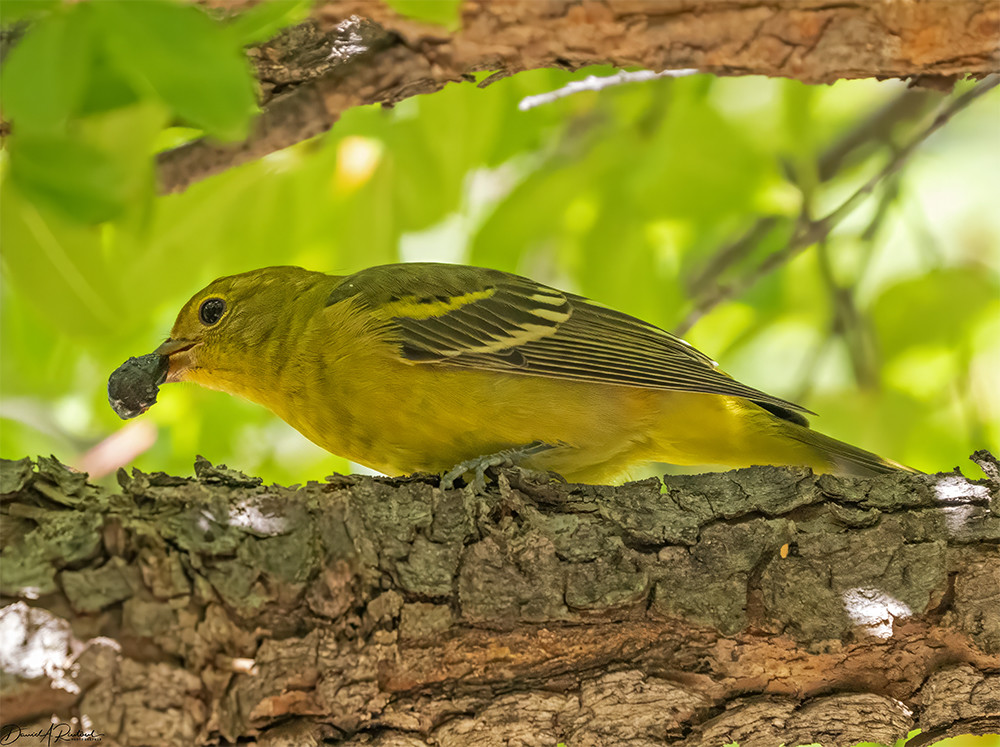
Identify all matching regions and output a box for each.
[1,2,998,485]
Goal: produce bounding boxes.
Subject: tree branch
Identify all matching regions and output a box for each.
[675,74,1000,336]
[1,454,998,745]
[158,0,1000,193]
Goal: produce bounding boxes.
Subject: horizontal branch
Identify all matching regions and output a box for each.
[159,0,1000,192]
[1,454,998,745]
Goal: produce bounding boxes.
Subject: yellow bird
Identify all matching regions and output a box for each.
[111,263,912,483]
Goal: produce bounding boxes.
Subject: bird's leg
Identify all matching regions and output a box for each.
[440,441,566,492]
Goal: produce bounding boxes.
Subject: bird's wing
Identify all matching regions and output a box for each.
[325,263,811,417]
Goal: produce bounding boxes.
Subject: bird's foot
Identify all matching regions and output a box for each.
[440,441,565,492]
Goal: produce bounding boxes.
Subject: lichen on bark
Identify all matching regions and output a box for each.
[1,454,997,745]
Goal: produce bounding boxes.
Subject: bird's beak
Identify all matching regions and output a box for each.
[154,338,198,382]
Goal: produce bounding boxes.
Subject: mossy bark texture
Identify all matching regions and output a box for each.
[1,455,998,746]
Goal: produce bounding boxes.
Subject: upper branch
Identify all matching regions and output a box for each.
[158,0,1000,193]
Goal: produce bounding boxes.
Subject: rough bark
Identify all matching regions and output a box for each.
[158,0,1000,193]
[1,454,998,746]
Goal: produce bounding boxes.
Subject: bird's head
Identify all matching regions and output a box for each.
[108,265,334,420]
[155,266,329,390]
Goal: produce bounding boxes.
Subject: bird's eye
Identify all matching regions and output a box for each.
[199,298,226,326]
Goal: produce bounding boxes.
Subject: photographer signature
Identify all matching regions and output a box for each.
[0,723,103,745]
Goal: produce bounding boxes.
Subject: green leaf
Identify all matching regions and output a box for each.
[93,0,257,141]
[630,87,777,223]
[871,268,1000,360]
[77,44,142,117]
[77,101,167,238]
[781,80,819,158]
[9,134,127,223]
[578,198,666,324]
[226,0,311,45]
[0,181,121,336]
[0,4,93,131]
[384,0,462,29]
[0,0,60,24]
[470,167,580,272]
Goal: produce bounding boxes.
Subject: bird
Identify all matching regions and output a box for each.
[110,262,913,484]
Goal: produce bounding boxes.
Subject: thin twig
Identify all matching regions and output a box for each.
[517,69,699,111]
[686,217,782,298]
[675,75,999,336]
[681,88,935,310]
[817,88,936,181]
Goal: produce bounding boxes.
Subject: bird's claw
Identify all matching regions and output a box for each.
[440,441,562,492]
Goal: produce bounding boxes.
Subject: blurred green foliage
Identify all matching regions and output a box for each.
[384,0,462,29]
[1,2,998,485]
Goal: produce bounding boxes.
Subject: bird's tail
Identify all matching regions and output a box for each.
[784,421,917,477]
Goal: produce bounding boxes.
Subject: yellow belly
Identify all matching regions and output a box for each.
[254,357,828,483]
[283,362,656,481]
